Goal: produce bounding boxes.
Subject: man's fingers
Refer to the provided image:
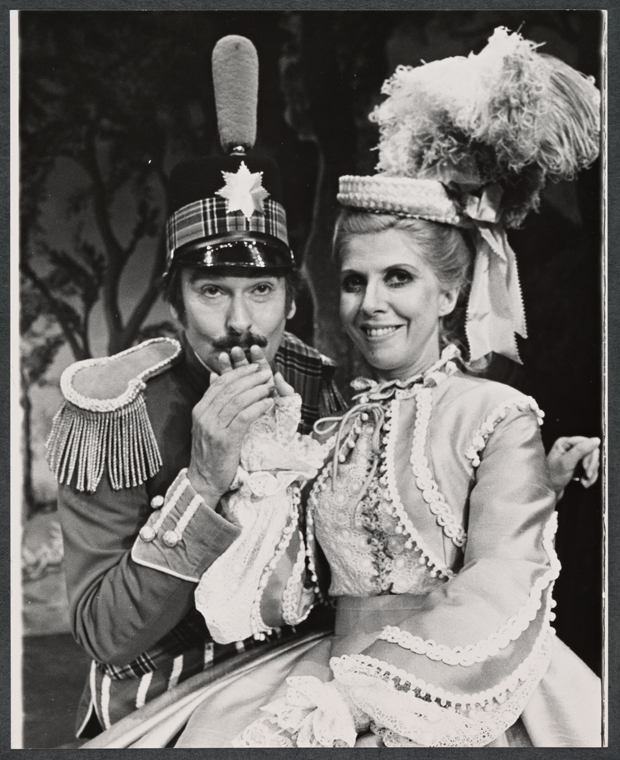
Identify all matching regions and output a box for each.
[195,364,265,415]
[248,345,271,372]
[228,395,275,431]
[216,382,274,428]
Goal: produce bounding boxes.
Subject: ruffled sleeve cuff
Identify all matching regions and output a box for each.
[330,626,554,747]
[131,468,241,582]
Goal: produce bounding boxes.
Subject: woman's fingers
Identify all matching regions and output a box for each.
[581,445,600,487]
[247,345,275,395]
[547,435,601,494]
[229,346,250,368]
[550,436,588,456]
[248,345,271,373]
[217,351,234,374]
[274,371,295,397]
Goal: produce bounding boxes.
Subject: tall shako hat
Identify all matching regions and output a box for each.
[338,28,600,363]
[166,36,294,272]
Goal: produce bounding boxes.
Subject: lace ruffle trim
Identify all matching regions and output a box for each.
[249,487,300,639]
[331,623,554,710]
[233,676,368,748]
[408,388,467,547]
[377,511,559,666]
[281,528,314,626]
[465,396,544,467]
[380,397,454,579]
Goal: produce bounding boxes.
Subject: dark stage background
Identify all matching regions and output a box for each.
[18,9,604,747]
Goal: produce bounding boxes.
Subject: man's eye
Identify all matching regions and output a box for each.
[341,275,365,293]
[386,269,413,287]
[252,283,274,296]
[200,286,222,298]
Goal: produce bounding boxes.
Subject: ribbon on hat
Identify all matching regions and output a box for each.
[465,223,528,364]
[452,184,528,364]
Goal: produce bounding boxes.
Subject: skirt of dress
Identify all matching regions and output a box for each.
[176,595,602,748]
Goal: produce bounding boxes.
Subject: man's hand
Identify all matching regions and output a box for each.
[217,345,295,397]
[187,346,295,508]
[187,350,275,506]
[547,436,601,499]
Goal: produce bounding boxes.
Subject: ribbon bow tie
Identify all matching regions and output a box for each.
[350,345,461,402]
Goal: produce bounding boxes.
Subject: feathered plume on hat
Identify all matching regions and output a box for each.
[338,27,601,363]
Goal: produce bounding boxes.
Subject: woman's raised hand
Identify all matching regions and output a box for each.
[547,436,601,499]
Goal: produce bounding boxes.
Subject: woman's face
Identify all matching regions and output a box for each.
[339,228,458,382]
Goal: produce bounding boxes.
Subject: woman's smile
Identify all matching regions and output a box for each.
[339,228,458,382]
[360,324,404,340]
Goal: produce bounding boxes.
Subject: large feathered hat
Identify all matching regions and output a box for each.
[338,27,600,363]
[166,36,294,272]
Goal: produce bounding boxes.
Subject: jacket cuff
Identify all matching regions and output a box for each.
[131,469,241,581]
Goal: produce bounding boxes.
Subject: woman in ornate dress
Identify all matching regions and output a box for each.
[170,27,602,748]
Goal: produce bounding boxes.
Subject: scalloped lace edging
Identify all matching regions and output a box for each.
[233,676,369,748]
[409,388,467,547]
[377,511,559,666]
[380,397,454,579]
[466,396,544,468]
[331,616,554,712]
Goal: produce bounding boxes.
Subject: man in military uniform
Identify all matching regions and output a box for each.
[47,36,344,738]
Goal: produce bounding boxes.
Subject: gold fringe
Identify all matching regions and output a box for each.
[46,393,162,492]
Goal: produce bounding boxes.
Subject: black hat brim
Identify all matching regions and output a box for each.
[171,232,295,271]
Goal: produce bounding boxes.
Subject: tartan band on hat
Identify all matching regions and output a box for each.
[166,196,292,269]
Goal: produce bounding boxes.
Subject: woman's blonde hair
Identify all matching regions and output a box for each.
[333,209,474,356]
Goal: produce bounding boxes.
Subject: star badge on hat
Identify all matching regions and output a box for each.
[216,161,269,219]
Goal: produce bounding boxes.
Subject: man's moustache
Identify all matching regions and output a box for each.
[212,332,269,351]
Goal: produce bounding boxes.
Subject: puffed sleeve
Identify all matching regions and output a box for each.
[193,423,338,644]
[330,404,559,747]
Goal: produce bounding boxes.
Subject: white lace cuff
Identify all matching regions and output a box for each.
[233,677,370,747]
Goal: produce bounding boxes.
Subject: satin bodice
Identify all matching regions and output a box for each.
[310,349,548,602]
[313,407,448,598]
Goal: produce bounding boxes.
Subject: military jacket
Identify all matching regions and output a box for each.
[48,331,344,736]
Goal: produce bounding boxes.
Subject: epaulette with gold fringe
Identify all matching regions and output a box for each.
[47,337,182,493]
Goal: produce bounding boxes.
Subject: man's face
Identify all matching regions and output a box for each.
[178,269,295,372]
